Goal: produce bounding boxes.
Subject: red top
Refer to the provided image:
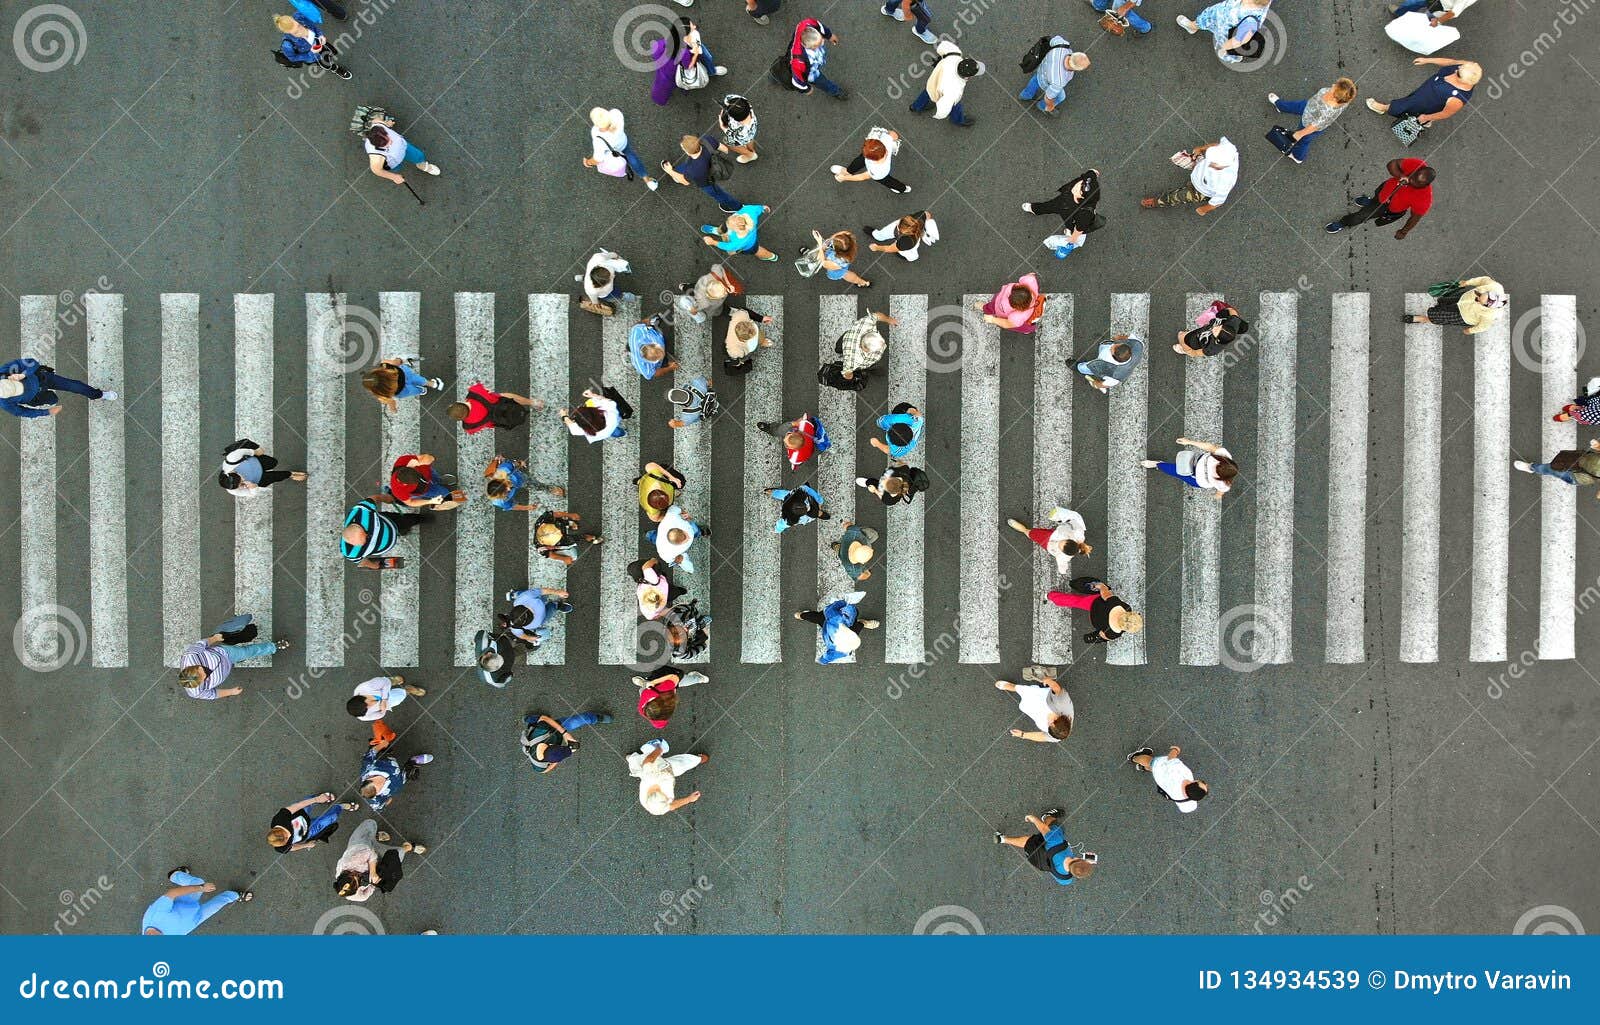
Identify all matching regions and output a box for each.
[786,415,819,470]
[638,676,680,728]
[388,455,433,502]
[1379,158,1433,217]
[461,382,500,434]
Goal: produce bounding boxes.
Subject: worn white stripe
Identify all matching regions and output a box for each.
[379,293,421,667]
[671,310,713,664]
[526,294,569,666]
[1471,295,1510,662]
[885,293,927,664]
[305,293,346,668]
[1180,294,1224,667]
[1325,294,1369,664]
[1252,292,1296,665]
[740,296,783,664]
[19,297,58,669]
[1105,294,1150,666]
[85,294,127,667]
[599,298,643,665]
[818,295,859,663]
[1400,294,1441,663]
[1032,296,1073,667]
[162,294,201,667]
[1539,294,1578,660]
[959,295,1000,665]
[233,294,275,667]
[454,293,497,666]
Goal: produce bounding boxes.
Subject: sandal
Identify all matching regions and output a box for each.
[275,639,291,651]
[240,891,254,903]
[992,831,1004,844]
[376,830,392,842]
[380,557,405,569]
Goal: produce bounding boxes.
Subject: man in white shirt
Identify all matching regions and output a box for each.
[831,127,910,194]
[994,671,1074,743]
[1007,506,1091,574]
[908,39,984,128]
[346,675,425,722]
[647,504,708,573]
[1127,745,1209,813]
[1141,136,1239,215]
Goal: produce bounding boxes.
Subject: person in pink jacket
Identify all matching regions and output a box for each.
[975,273,1046,335]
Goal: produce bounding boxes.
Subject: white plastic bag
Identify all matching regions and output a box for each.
[1385,11,1460,55]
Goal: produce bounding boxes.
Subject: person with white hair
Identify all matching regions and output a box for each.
[1366,58,1480,128]
[1019,35,1090,115]
[0,357,115,418]
[1405,275,1506,335]
[779,17,846,98]
[627,739,708,816]
[1140,137,1238,216]
[836,309,897,381]
[582,106,658,190]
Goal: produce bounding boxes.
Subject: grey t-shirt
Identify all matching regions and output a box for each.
[1077,336,1146,386]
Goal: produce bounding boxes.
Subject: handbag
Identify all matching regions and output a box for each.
[1265,124,1295,154]
[1384,10,1460,55]
[794,231,827,278]
[1393,116,1428,146]
[596,145,630,179]
[709,263,744,296]
[1169,149,1198,170]
[676,57,710,91]
[1098,12,1128,36]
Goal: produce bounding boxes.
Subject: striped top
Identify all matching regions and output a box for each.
[1035,37,1076,94]
[179,641,233,700]
[341,500,397,562]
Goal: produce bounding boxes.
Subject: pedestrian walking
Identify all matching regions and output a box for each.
[561,384,634,444]
[716,93,760,163]
[1266,78,1355,164]
[448,381,543,434]
[1007,506,1091,574]
[832,521,879,583]
[1141,137,1238,216]
[474,629,516,688]
[0,357,115,418]
[217,439,306,497]
[831,127,911,194]
[667,375,718,428]
[1513,439,1600,499]
[1406,275,1506,335]
[1127,744,1209,812]
[522,711,612,773]
[346,674,426,724]
[700,205,779,261]
[501,586,574,649]
[633,558,685,620]
[1366,58,1479,131]
[647,503,709,573]
[267,793,359,853]
[651,16,726,107]
[835,309,896,379]
[661,134,740,213]
[756,412,831,470]
[1143,436,1238,499]
[995,809,1097,885]
[634,665,711,728]
[1018,35,1089,114]
[881,0,938,44]
[1076,333,1145,392]
[777,17,846,99]
[628,739,708,815]
[807,230,871,288]
[870,402,924,459]
[334,818,424,900]
[341,498,425,570]
[362,356,445,414]
[141,869,250,934]
[868,210,940,262]
[766,483,829,533]
[745,0,781,25]
[857,460,930,506]
[533,510,602,566]
[671,263,739,325]
[583,107,659,190]
[1325,158,1434,238]
[664,599,713,661]
[994,670,1075,742]
[1551,377,1600,426]
[1023,169,1104,260]
[722,306,776,372]
[1176,0,1274,64]
[977,273,1045,335]
[637,461,687,522]
[628,316,680,383]
[908,39,983,127]
[1391,0,1476,25]
[358,742,434,813]
[485,455,565,513]
[363,120,440,186]
[577,249,635,316]
[1046,577,1143,646]
[1090,0,1153,35]
[797,592,880,665]
[1175,301,1250,358]
[273,5,350,79]
[178,616,286,700]
[387,453,465,510]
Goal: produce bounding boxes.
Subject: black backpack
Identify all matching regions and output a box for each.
[818,360,867,392]
[1020,36,1070,73]
[708,150,737,183]
[272,50,296,69]
[488,398,528,431]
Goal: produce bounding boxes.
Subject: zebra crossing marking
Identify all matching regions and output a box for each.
[1180,293,1224,667]
[817,295,859,662]
[740,296,784,665]
[526,293,569,666]
[1032,296,1074,668]
[1325,294,1369,664]
[379,292,422,668]
[1471,297,1510,663]
[305,293,346,669]
[599,298,642,666]
[234,294,275,667]
[86,293,127,667]
[1540,295,1578,661]
[454,293,496,667]
[1106,293,1150,667]
[161,294,201,668]
[959,296,1000,665]
[1252,291,1297,666]
[885,293,927,665]
[1400,294,1442,664]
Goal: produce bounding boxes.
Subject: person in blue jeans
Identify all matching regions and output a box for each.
[521,711,613,773]
[1092,0,1153,34]
[177,615,286,701]
[995,808,1097,886]
[267,792,358,853]
[1267,78,1355,164]
[0,357,115,418]
[661,134,739,212]
[882,1,937,44]
[140,868,249,934]
[1514,440,1600,494]
[1019,37,1090,114]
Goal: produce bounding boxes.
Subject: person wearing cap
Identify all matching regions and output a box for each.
[500,586,574,649]
[647,503,709,573]
[474,630,516,688]
[1405,275,1505,335]
[993,668,1074,743]
[1007,506,1091,574]
[831,127,910,195]
[668,375,718,428]
[1325,157,1434,239]
[882,0,938,44]
[484,454,565,514]
[1076,333,1146,393]
[832,521,879,583]
[633,558,684,620]
[633,665,711,728]
[521,711,612,773]
[628,739,708,816]
[994,808,1097,886]
[756,412,830,471]
[533,510,601,565]
[628,317,680,382]
[0,357,116,418]
[1019,36,1088,115]
[909,39,982,127]
[582,106,658,190]
[341,498,425,571]
[1046,576,1143,646]
[870,403,924,459]
[637,462,686,523]
[140,868,250,934]
[388,452,465,510]
[797,592,879,665]
[1127,744,1209,813]
[345,674,426,724]
[1141,137,1238,216]
[765,483,829,533]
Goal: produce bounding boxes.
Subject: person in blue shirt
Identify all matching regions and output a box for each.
[796,592,880,665]
[272,5,351,79]
[140,868,250,934]
[869,402,924,459]
[500,586,574,649]
[358,744,434,813]
[629,317,680,381]
[0,357,115,418]
[484,454,565,513]
[995,808,1097,886]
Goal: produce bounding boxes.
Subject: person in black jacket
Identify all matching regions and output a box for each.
[856,461,929,506]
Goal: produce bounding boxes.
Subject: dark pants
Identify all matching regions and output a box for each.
[24,369,103,410]
[846,153,910,194]
[1337,191,1404,229]
[390,512,426,535]
[797,609,826,627]
[249,454,297,488]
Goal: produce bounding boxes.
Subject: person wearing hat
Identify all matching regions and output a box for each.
[909,38,983,127]
[474,630,516,688]
[1019,35,1089,115]
[177,619,287,701]
[484,454,565,514]
[994,808,1097,886]
[1406,275,1506,335]
[832,521,879,583]
[0,357,116,418]
[764,483,829,533]
[521,711,612,773]
[1008,506,1091,574]
[582,106,659,190]
[500,586,573,649]
[1047,577,1144,646]
[797,592,879,665]
[633,558,683,620]
[756,412,830,470]
[993,668,1074,743]
[633,665,711,728]
[668,375,718,429]
[870,403,924,460]
[532,510,601,566]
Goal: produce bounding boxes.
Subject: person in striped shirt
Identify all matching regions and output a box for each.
[1019,36,1090,114]
[178,628,285,700]
[341,499,426,570]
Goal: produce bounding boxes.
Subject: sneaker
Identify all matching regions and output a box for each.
[829,164,846,176]
[1021,203,1033,213]
[993,831,1004,844]
[1267,92,1280,106]
[830,88,849,101]
[1324,221,1345,234]
[505,590,517,603]
[99,390,118,401]
[417,162,441,176]
[885,5,905,19]
[555,602,574,614]
[411,844,427,854]
[598,713,615,724]
[1140,459,1159,468]
[719,203,740,213]
[914,28,937,44]
[427,377,445,390]
[404,684,427,697]
[1176,15,1198,33]
[646,178,660,191]
[859,618,881,630]
[713,66,728,76]
[953,116,976,127]
[376,830,391,842]
[1007,517,1030,534]
[331,66,353,81]
[1043,807,1063,819]
[1513,460,1534,474]
[409,754,434,766]
[756,420,775,433]
[751,14,769,25]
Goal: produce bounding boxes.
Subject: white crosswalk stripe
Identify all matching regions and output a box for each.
[15,291,1592,673]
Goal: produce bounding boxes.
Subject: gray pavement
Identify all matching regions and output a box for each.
[2,0,1600,936]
